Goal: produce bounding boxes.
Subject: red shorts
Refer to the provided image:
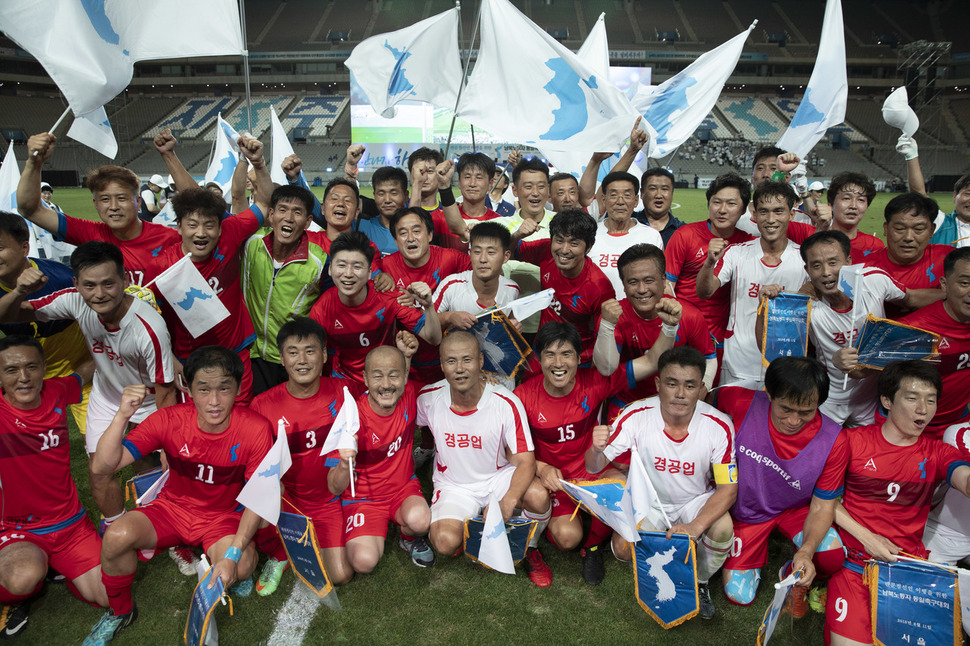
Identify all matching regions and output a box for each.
[723,506,810,571]
[825,565,871,644]
[0,514,101,582]
[341,478,423,542]
[284,496,344,550]
[137,498,241,559]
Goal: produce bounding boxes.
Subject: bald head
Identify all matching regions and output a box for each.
[440,330,484,395]
[364,345,407,412]
[364,344,406,373]
[440,330,480,355]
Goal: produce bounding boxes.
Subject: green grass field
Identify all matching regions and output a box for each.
[21,187,956,645]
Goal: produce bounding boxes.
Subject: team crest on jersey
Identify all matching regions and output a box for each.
[14,418,25,429]
[334,319,344,330]
[396,278,406,289]
[939,337,950,350]
[864,458,877,472]
[180,443,191,458]
[543,272,550,282]
[789,480,801,490]
[694,248,706,259]
[537,412,547,423]
[372,433,380,444]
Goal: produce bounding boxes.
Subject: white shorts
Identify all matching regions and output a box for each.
[923,518,970,566]
[638,489,715,533]
[430,467,517,524]
[84,384,155,453]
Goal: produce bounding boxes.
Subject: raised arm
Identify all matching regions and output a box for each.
[238,135,272,214]
[91,385,146,475]
[592,299,622,376]
[628,299,682,380]
[0,266,45,323]
[18,133,61,233]
[408,282,443,345]
[896,135,926,195]
[696,238,728,299]
[153,129,196,193]
[435,159,468,240]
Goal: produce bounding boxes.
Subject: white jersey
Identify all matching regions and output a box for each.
[715,239,807,382]
[810,267,905,425]
[925,423,970,536]
[587,220,664,299]
[416,381,533,493]
[432,271,520,316]
[32,290,174,422]
[604,397,735,513]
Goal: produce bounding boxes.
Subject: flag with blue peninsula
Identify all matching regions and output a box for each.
[151,254,230,338]
[204,114,241,200]
[237,420,293,525]
[466,309,533,381]
[634,531,699,629]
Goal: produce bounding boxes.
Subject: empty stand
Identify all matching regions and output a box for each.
[281,96,349,137]
[716,97,787,142]
[145,98,239,139]
[216,96,297,140]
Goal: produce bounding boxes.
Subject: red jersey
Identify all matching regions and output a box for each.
[864,244,951,319]
[459,203,501,224]
[900,301,970,435]
[609,297,715,408]
[517,239,614,364]
[58,213,180,285]
[381,246,471,383]
[251,378,365,506]
[122,403,273,514]
[0,376,83,530]
[818,424,970,561]
[308,284,427,384]
[786,221,817,244]
[309,230,382,275]
[848,231,884,261]
[664,221,754,342]
[145,206,263,359]
[514,366,631,479]
[428,204,466,251]
[348,382,418,500]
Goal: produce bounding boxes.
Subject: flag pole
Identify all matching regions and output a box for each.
[32,106,72,157]
[443,0,482,160]
[470,124,476,152]
[238,0,253,133]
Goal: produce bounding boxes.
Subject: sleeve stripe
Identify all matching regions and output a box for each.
[665,272,678,282]
[493,392,529,453]
[433,277,465,309]
[27,286,78,311]
[122,438,143,461]
[625,361,637,390]
[135,313,168,384]
[946,461,970,487]
[412,312,426,335]
[812,486,844,500]
[703,413,734,463]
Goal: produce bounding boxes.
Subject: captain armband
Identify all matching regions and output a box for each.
[713,463,738,485]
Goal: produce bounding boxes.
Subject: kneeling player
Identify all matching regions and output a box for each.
[417,332,553,586]
[586,347,737,619]
[327,344,435,574]
[86,347,273,645]
[0,336,104,639]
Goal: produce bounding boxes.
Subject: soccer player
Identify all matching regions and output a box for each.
[593,243,716,422]
[586,171,664,299]
[407,147,466,250]
[309,231,442,386]
[87,346,272,644]
[355,166,409,256]
[515,319,679,585]
[826,172,884,260]
[587,346,737,619]
[865,192,952,319]
[697,181,808,386]
[0,241,175,528]
[793,361,970,646]
[327,343,435,573]
[418,332,552,585]
[455,152,502,225]
[0,336,103,639]
[549,173,581,213]
[922,422,970,566]
[515,209,614,361]
[18,133,180,285]
[929,171,970,248]
[250,318,372,590]
[898,247,970,438]
[242,185,332,394]
[713,356,845,611]
[634,168,684,246]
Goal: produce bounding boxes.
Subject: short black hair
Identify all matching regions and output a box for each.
[0,211,30,245]
[407,147,443,173]
[173,187,227,225]
[549,172,579,190]
[641,167,675,187]
[705,173,751,211]
[70,241,126,279]
[329,231,375,266]
[323,177,360,206]
[469,221,511,251]
[753,181,797,210]
[878,360,942,402]
[276,317,327,354]
[799,230,851,264]
[549,209,596,253]
[601,171,639,196]
[372,166,409,193]
[270,184,315,213]
[456,152,495,179]
[943,247,970,278]
[884,192,939,225]
[512,157,549,184]
[752,146,786,171]
[389,206,433,236]
[0,334,43,359]
[764,356,830,408]
[617,243,665,282]
[534,321,583,357]
[953,171,970,196]
[184,345,243,387]
[827,172,876,206]
[657,346,705,378]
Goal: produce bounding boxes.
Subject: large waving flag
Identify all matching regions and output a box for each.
[0,143,40,258]
[269,106,303,187]
[634,23,756,159]
[236,420,293,525]
[458,0,638,154]
[66,106,118,159]
[345,8,462,119]
[204,115,240,201]
[0,0,242,118]
[149,254,230,337]
[775,0,847,157]
[576,13,609,79]
[477,494,516,575]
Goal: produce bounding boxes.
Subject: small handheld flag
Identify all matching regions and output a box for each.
[184,567,226,646]
[236,419,292,525]
[559,478,639,543]
[757,562,802,645]
[269,106,303,188]
[634,531,699,628]
[319,387,361,498]
[475,494,516,575]
[759,292,811,368]
[148,255,230,338]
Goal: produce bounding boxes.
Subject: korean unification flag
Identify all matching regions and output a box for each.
[203,114,240,201]
[775,0,847,158]
[0,0,242,117]
[0,143,40,258]
[576,13,609,80]
[66,106,118,159]
[837,263,865,300]
[559,479,640,543]
[477,494,516,575]
[635,23,756,159]
[458,0,639,155]
[269,106,303,188]
[237,419,293,525]
[344,7,462,119]
[318,387,360,457]
[151,255,230,337]
[634,531,699,628]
